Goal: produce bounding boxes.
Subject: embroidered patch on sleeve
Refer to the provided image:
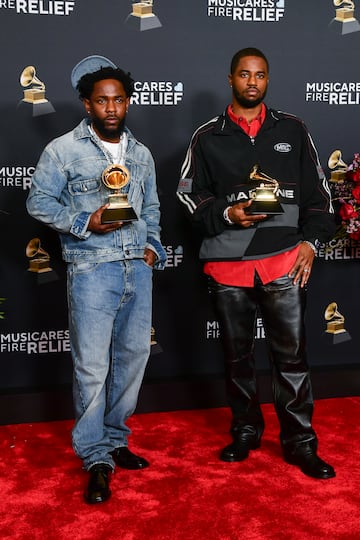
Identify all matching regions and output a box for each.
[177,178,193,193]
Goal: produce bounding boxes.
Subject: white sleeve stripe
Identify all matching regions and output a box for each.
[181,146,192,178]
[176,192,196,214]
[180,116,219,178]
[322,177,334,213]
[306,130,334,214]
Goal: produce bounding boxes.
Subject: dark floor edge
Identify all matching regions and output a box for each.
[0,365,359,425]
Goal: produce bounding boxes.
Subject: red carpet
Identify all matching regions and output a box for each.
[1,397,360,540]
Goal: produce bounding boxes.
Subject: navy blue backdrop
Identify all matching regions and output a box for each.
[0,1,359,400]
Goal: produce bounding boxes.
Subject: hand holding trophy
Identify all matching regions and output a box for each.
[101,164,138,224]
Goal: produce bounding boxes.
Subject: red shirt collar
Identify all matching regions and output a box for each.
[227,103,266,137]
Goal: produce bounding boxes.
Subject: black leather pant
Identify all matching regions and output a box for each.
[208,273,317,452]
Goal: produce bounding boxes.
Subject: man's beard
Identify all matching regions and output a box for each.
[92,116,126,140]
[233,87,267,109]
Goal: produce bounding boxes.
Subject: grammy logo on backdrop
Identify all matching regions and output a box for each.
[19,66,55,116]
[324,302,351,344]
[328,150,348,182]
[329,0,360,34]
[125,0,162,31]
[26,238,58,284]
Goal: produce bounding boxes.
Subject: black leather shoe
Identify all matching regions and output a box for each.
[84,464,112,504]
[284,446,336,479]
[220,438,261,462]
[111,447,149,470]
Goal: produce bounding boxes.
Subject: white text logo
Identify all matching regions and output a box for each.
[131,81,183,106]
[206,318,265,339]
[305,82,360,105]
[0,0,75,15]
[164,245,183,268]
[207,0,285,21]
[0,166,34,190]
[317,238,360,260]
[227,187,294,203]
[0,329,70,354]
[274,143,291,153]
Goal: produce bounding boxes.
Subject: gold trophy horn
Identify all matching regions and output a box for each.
[20,65,48,104]
[20,66,45,90]
[334,0,354,8]
[26,238,48,258]
[328,150,347,170]
[26,238,52,273]
[324,302,345,334]
[328,150,347,182]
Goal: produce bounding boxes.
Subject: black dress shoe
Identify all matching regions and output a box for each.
[220,438,261,462]
[284,446,336,479]
[84,464,112,504]
[111,447,149,470]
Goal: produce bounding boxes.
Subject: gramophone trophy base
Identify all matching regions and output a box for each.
[28,258,53,273]
[323,330,352,345]
[330,171,346,183]
[329,17,360,35]
[132,4,152,16]
[247,200,284,215]
[327,320,345,333]
[101,205,138,224]
[23,89,46,102]
[26,266,59,285]
[17,100,55,117]
[150,341,163,355]
[125,13,162,31]
[324,319,351,344]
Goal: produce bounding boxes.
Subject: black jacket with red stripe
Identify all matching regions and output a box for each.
[177,106,336,261]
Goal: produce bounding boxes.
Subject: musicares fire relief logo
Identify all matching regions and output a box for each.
[0,0,75,15]
[317,238,360,260]
[207,0,285,22]
[0,166,34,190]
[0,329,70,354]
[131,81,184,106]
[206,318,265,339]
[305,81,360,105]
[164,245,183,268]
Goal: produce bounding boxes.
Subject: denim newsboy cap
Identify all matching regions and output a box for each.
[71,55,117,89]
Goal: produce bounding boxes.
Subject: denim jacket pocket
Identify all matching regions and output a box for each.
[68,178,101,197]
[68,178,102,211]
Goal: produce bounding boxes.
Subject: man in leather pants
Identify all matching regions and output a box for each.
[177,47,336,479]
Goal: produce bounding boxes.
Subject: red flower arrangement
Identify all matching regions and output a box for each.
[331,153,360,240]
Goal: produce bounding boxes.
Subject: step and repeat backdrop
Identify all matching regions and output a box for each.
[1,1,360,394]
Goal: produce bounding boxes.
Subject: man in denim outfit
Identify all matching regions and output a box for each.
[27,56,166,503]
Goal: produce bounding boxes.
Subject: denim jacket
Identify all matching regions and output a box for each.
[27,119,166,269]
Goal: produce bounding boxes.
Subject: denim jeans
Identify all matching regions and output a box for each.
[67,259,153,470]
